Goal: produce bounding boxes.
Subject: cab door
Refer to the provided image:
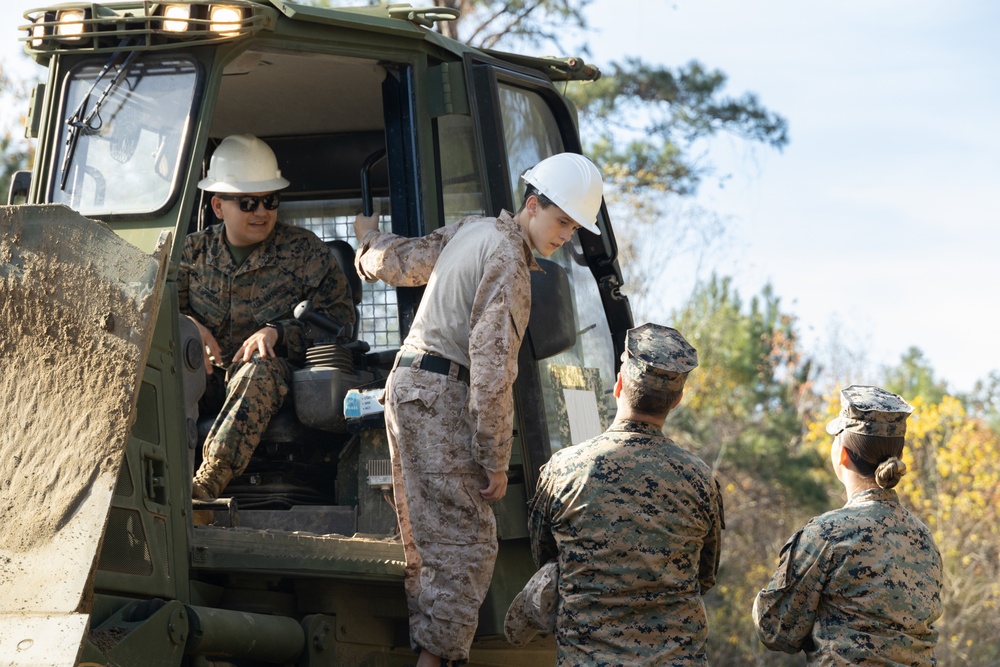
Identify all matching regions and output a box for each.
[465,57,633,492]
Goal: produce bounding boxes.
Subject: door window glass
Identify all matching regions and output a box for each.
[497,83,617,453]
[436,114,486,223]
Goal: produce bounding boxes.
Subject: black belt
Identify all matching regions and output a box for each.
[396,352,470,384]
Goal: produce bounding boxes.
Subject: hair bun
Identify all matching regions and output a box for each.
[875,457,907,489]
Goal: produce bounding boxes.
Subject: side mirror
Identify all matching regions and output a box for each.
[528,257,576,360]
[7,170,31,205]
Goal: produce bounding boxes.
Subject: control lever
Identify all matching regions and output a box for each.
[294,300,349,339]
[361,148,387,217]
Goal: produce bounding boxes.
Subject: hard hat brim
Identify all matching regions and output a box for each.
[197,175,290,194]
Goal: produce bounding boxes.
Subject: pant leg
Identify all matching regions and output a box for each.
[385,365,498,662]
[203,354,292,476]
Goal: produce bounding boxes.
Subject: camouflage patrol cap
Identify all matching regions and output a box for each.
[620,323,698,392]
[826,385,914,438]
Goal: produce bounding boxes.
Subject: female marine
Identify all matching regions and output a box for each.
[753,385,942,665]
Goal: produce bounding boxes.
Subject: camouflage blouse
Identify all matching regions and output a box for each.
[753,487,942,666]
[528,419,724,666]
[178,221,355,365]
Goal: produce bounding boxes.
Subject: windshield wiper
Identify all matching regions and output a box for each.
[60,41,140,191]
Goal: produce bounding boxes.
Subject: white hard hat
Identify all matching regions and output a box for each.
[197,134,290,193]
[522,152,603,235]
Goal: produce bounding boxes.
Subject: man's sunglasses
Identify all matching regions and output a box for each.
[216,193,281,212]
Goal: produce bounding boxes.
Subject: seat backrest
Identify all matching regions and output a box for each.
[326,239,362,307]
[326,239,362,341]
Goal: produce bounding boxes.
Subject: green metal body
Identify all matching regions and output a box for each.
[10,2,633,664]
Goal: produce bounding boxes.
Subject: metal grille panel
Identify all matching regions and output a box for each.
[154,516,170,580]
[97,508,154,576]
[113,459,135,498]
[283,199,400,351]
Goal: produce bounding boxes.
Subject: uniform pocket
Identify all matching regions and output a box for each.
[390,368,473,473]
[431,592,479,626]
[389,366,447,410]
[415,473,495,545]
[773,530,803,589]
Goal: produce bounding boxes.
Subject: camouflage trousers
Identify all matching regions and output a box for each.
[203,355,292,475]
[384,359,498,662]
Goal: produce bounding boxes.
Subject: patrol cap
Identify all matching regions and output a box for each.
[826,385,914,438]
[620,323,698,392]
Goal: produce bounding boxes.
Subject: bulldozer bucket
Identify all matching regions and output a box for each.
[0,205,170,666]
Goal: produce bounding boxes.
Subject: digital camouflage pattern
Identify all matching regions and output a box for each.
[528,419,724,666]
[383,363,498,662]
[753,487,942,666]
[201,356,291,476]
[178,221,354,477]
[504,560,558,647]
[825,385,914,438]
[356,212,539,658]
[620,323,698,392]
[178,221,355,365]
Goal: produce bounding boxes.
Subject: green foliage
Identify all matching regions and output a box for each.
[434,0,592,50]
[680,279,826,664]
[0,64,34,201]
[570,59,788,196]
[704,470,819,665]
[960,369,1000,432]
[422,0,789,200]
[669,275,826,508]
[883,346,948,405]
[309,0,593,51]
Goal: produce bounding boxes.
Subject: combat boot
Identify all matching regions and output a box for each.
[192,457,235,499]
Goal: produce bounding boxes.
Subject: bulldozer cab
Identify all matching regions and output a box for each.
[4,1,632,665]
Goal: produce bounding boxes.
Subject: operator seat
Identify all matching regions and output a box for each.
[326,238,362,341]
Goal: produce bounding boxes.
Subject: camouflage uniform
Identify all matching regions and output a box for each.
[524,324,724,666]
[178,221,354,478]
[355,212,540,661]
[753,385,943,665]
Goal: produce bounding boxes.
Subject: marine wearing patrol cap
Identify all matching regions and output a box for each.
[826,385,914,438]
[620,323,698,392]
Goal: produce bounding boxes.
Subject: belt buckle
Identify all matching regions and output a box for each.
[394,350,414,372]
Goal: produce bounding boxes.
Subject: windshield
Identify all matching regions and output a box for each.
[51,56,199,215]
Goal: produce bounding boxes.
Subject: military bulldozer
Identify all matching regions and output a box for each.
[0,2,632,665]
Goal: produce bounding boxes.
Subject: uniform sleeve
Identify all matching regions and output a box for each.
[527,466,559,568]
[177,244,192,316]
[177,237,206,327]
[354,224,461,287]
[698,478,725,595]
[752,525,827,654]
[466,241,530,472]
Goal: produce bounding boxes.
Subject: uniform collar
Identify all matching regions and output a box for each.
[205,222,280,274]
[608,419,663,436]
[845,487,899,507]
[498,209,543,273]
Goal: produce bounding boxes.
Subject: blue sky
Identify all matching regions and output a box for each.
[582,0,1000,393]
[3,1,998,392]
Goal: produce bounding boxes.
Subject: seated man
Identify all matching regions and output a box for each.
[179,134,355,499]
